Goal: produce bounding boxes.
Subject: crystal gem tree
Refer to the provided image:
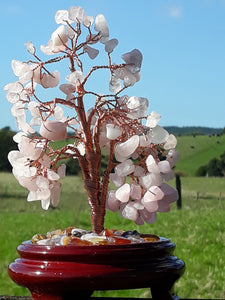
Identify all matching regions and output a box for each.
[5,6,179,234]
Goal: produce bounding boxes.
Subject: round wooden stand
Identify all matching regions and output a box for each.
[8,237,185,299]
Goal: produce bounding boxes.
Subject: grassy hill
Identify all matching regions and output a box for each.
[175,134,225,176]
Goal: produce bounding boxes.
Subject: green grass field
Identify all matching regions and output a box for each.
[175,134,225,176]
[0,172,225,298]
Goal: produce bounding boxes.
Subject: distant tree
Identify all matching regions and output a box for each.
[207,158,223,177]
[196,151,225,177]
[195,165,207,177]
[0,127,17,171]
[65,158,81,175]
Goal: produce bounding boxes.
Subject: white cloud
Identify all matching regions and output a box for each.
[168,5,183,18]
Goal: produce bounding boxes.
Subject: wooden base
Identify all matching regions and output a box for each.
[8,237,185,299]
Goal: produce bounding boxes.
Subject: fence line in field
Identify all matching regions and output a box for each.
[195,191,223,201]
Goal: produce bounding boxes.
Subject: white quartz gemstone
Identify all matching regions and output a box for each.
[19,90,29,102]
[158,160,171,174]
[81,233,98,241]
[115,159,135,177]
[146,154,155,166]
[41,70,60,88]
[8,150,25,165]
[83,15,94,27]
[68,6,85,22]
[139,173,162,190]
[146,111,161,128]
[47,170,60,181]
[167,149,180,167]
[18,137,42,160]
[27,189,50,202]
[130,182,142,200]
[23,166,37,178]
[57,164,66,179]
[41,197,51,210]
[105,38,118,53]
[6,92,19,104]
[54,106,65,121]
[161,183,178,203]
[13,132,26,143]
[55,10,70,24]
[127,96,140,109]
[142,186,164,203]
[121,49,143,73]
[149,186,164,201]
[106,190,120,212]
[109,75,121,93]
[36,176,49,190]
[11,101,25,117]
[28,101,41,117]
[109,173,125,187]
[132,200,144,210]
[114,67,128,80]
[147,162,160,174]
[106,124,122,140]
[20,121,36,135]
[18,176,38,191]
[51,25,68,47]
[66,70,84,87]
[118,94,129,107]
[83,45,99,59]
[11,60,30,77]
[94,14,109,43]
[164,134,177,150]
[120,203,138,221]
[77,142,85,156]
[40,120,67,141]
[148,125,169,144]
[123,72,137,87]
[142,194,158,213]
[133,166,145,177]
[114,151,128,163]
[115,183,130,202]
[128,97,148,118]
[114,135,139,158]
[37,239,48,245]
[25,41,36,55]
[139,134,151,147]
[4,81,23,93]
[50,181,61,207]
[68,118,78,125]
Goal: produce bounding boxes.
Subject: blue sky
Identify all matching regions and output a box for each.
[0,0,225,131]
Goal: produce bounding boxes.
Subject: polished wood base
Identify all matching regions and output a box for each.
[8,237,185,300]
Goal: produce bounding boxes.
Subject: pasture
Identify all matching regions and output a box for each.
[0,173,225,298]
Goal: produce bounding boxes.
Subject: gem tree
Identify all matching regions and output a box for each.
[5,6,179,234]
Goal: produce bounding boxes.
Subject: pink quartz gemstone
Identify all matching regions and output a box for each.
[40,120,67,141]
